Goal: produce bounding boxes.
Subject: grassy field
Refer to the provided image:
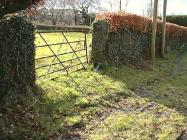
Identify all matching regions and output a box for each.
[0,33,186,139]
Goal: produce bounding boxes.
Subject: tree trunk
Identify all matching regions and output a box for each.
[119,0,122,11]
[161,0,167,57]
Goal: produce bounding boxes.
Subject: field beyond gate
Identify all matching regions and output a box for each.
[35,27,91,79]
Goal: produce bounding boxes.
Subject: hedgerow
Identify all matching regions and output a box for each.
[166,15,187,27]
[96,12,187,41]
[92,12,187,65]
[96,12,152,33]
[0,16,36,104]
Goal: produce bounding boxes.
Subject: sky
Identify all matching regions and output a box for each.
[100,0,187,16]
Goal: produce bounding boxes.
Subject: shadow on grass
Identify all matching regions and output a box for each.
[0,70,130,139]
[1,48,187,139]
[101,47,187,119]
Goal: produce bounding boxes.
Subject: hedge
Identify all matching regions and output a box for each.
[166,15,187,27]
[92,12,187,65]
[0,16,36,103]
[96,12,187,41]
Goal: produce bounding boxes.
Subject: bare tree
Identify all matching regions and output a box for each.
[147,0,153,18]
[109,0,113,11]
[119,0,130,12]
[58,0,71,24]
[43,0,100,25]
[70,0,100,25]
[161,0,167,57]
[124,0,130,12]
[44,0,59,25]
[120,0,122,10]
[76,0,98,16]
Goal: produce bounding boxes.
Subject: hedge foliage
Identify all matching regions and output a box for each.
[166,15,187,27]
[96,12,187,42]
[0,16,36,103]
[106,29,151,64]
[92,12,187,65]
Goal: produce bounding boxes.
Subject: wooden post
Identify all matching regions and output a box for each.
[120,0,122,11]
[150,0,153,17]
[161,0,167,57]
[151,0,158,59]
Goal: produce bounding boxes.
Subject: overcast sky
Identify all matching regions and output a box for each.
[100,0,187,16]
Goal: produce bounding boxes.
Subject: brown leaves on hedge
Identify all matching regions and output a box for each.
[96,12,187,40]
[96,12,152,33]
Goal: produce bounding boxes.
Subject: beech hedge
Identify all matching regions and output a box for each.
[92,12,187,65]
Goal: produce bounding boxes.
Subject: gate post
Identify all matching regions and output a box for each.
[84,32,89,64]
[92,20,109,65]
[0,16,36,103]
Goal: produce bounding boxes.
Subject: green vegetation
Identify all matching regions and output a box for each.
[102,50,178,89]
[89,106,184,140]
[0,69,129,139]
[166,15,187,26]
[0,16,35,104]
[0,33,187,139]
[102,47,187,115]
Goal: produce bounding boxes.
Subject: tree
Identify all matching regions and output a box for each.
[63,0,79,25]
[0,0,44,17]
[109,0,113,11]
[76,0,97,17]
[124,0,130,12]
[161,0,167,57]
[120,0,122,10]
[72,0,100,25]
[147,0,153,18]
[119,0,130,12]
[44,0,60,25]
[58,0,73,24]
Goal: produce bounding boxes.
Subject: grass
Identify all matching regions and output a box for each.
[101,51,178,89]
[101,48,187,113]
[0,33,186,139]
[0,70,129,139]
[89,107,184,140]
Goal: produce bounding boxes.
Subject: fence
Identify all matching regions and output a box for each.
[35,26,90,79]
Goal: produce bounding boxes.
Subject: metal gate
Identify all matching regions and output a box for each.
[35,26,90,79]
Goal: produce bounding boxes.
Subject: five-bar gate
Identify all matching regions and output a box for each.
[35,26,90,79]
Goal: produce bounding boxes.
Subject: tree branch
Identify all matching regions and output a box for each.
[0,0,44,17]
